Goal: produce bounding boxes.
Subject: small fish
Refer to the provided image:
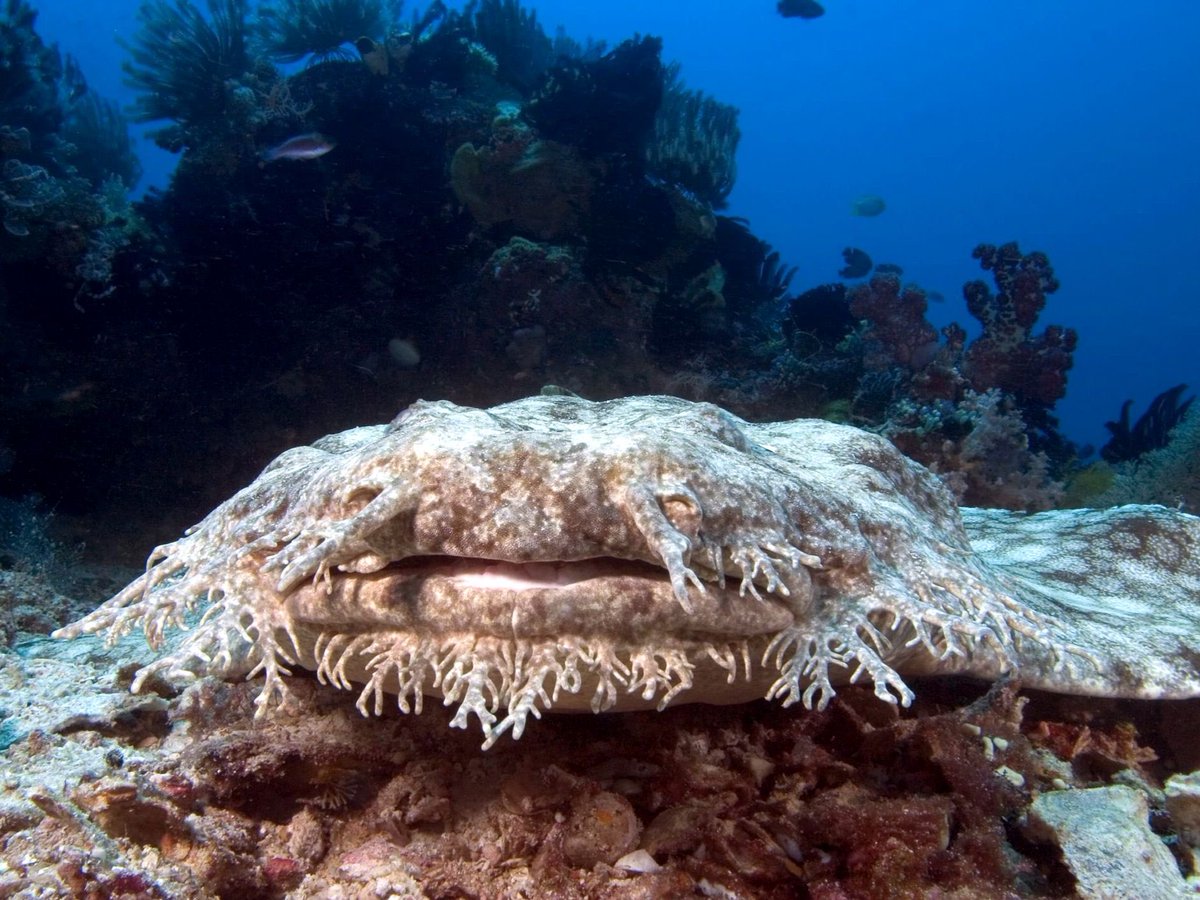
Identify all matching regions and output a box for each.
[356,37,389,76]
[839,247,872,279]
[388,337,421,368]
[262,133,335,162]
[850,194,886,217]
[927,290,946,304]
[778,0,825,19]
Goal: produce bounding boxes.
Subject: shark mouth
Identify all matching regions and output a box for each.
[282,554,800,648]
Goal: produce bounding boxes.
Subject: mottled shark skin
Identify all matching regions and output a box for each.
[55,395,1200,749]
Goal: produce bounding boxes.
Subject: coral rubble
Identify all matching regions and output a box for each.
[3,630,1198,897]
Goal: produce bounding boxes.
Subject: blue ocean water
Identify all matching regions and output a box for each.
[23,0,1200,449]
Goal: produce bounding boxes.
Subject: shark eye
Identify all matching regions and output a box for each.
[343,487,381,514]
[660,491,702,538]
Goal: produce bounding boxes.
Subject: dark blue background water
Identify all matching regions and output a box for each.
[29,0,1200,450]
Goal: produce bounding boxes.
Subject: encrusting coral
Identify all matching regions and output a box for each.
[56,395,1200,750]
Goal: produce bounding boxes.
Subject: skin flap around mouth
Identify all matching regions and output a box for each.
[283,557,799,645]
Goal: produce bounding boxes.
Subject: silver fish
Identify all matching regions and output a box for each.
[262,133,335,162]
[850,194,887,217]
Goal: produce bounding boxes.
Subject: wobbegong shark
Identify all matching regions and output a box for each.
[56,395,1200,749]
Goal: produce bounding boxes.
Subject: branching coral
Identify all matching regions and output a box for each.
[962,241,1077,410]
[646,62,741,208]
[786,242,1080,501]
[122,0,250,128]
[840,243,1074,416]
[255,0,391,64]
[848,272,939,372]
[886,389,1065,511]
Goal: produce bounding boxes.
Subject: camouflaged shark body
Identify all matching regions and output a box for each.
[56,395,1200,748]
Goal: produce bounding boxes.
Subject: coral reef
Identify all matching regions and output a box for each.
[779,240,1082,510]
[846,273,969,416]
[1091,405,1200,513]
[61,89,142,189]
[1101,382,1193,463]
[8,0,810,555]
[464,0,556,91]
[255,0,390,64]
[706,217,797,339]
[781,282,853,349]
[0,5,1195,895]
[843,242,1077,427]
[121,0,251,134]
[0,0,139,189]
[0,0,1096,592]
[450,118,595,240]
[526,35,663,159]
[848,272,940,373]
[466,238,658,387]
[0,0,63,138]
[648,217,801,379]
[0,2,786,553]
[884,390,1065,511]
[757,246,798,302]
[647,62,741,209]
[0,0,139,306]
